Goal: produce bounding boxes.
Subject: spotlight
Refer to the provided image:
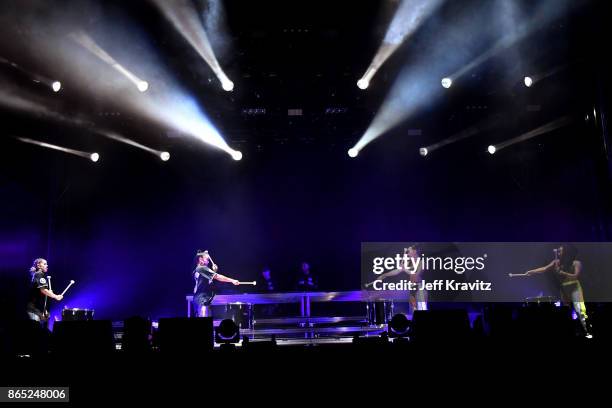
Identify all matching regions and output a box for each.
[419,147,428,157]
[215,319,240,344]
[231,150,242,161]
[137,81,149,92]
[152,0,234,95]
[16,137,100,162]
[441,77,452,89]
[103,132,176,161]
[221,79,234,92]
[388,313,410,338]
[524,76,533,88]
[485,116,573,154]
[357,78,369,90]
[348,148,359,158]
[52,81,62,92]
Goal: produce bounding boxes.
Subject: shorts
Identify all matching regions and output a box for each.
[194,292,215,307]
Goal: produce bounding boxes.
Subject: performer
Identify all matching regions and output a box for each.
[296,261,318,291]
[192,250,240,317]
[258,266,280,317]
[368,246,428,312]
[525,244,590,336]
[26,258,63,325]
[261,266,276,292]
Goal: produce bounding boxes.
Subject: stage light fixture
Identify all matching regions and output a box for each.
[388,313,410,338]
[52,81,62,92]
[419,147,428,157]
[231,150,242,161]
[71,32,151,94]
[215,319,240,344]
[357,78,369,90]
[348,148,359,158]
[90,153,100,162]
[486,116,573,154]
[441,77,452,89]
[160,151,170,161]
[221,78,234,92]
[152,0,235,94]
[356,0,443,90]
[524,76,533,87]
[137,81,149,92]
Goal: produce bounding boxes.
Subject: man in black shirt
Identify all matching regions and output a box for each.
[296,261,318,291]
[258,266,279,317]
[193,250,240,317]
[27,258,63,325]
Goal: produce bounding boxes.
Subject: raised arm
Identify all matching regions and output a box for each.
[526,260,556,276]
[213,273,240,285]
[377,268,404,281]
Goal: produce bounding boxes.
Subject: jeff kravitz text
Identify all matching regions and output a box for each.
[370,279,492,291]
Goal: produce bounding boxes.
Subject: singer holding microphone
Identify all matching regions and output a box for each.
[523,244,590,336]
[27,258,63,326]
[192,250,240,317]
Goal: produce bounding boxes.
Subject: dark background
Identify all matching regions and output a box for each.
[1,0,611,321]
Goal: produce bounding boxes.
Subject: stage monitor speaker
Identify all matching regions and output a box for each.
[516,305,574,342]
[158,317,213,353]
[484,304,517,340]
[123,317,151,353]
[12,320,50,357]
[52,320,114,355]
[411,309,471,343]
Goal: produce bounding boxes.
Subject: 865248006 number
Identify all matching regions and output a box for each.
[1,387,69,402]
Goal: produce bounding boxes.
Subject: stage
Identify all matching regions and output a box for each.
[1,0,612,400]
